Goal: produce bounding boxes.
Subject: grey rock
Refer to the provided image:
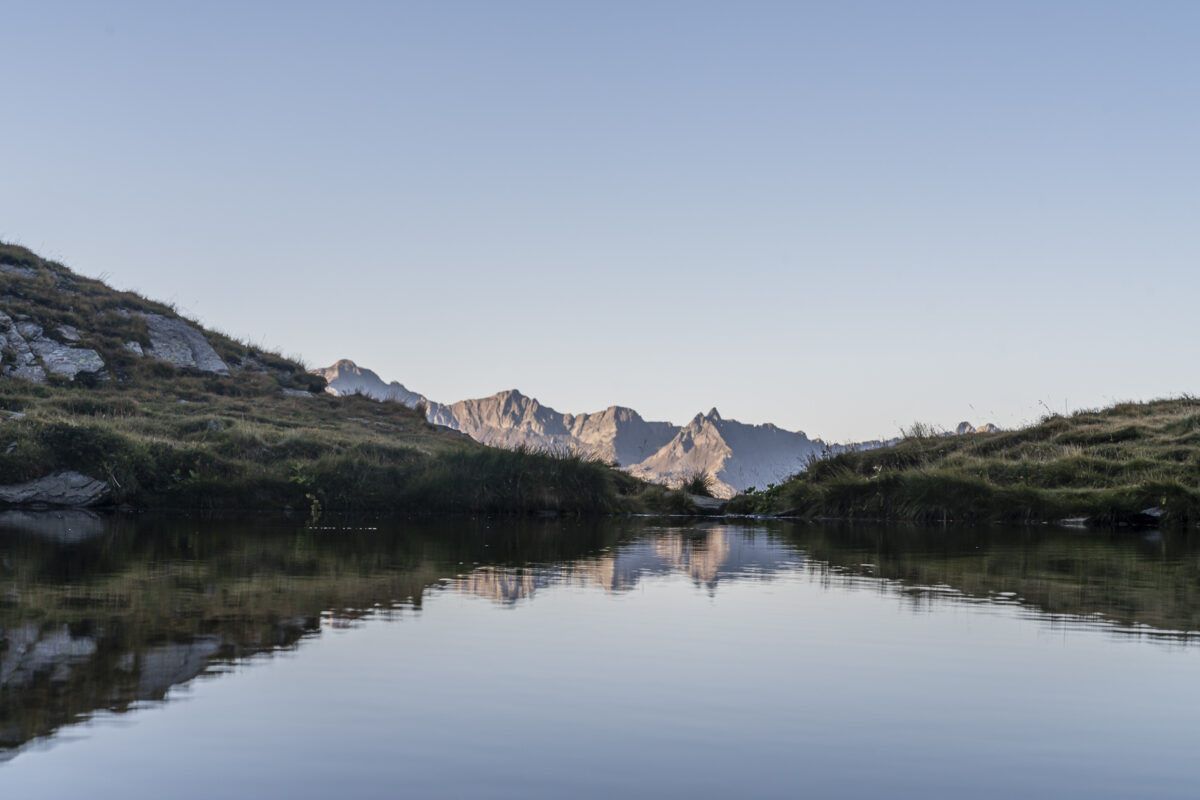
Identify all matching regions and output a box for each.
[14,321,42,340]
[124,341,144,356]
[0,471,110,507]
[6,365,46,383]
[0,311,104,382]
[0,263,36,279]
[57,325,81,342]
[0,312,38,368]
[28,337,105,379]
[687,494,727,513]
[138,312,229,375]
[1140,507,1166,519]
[281,388,314,398]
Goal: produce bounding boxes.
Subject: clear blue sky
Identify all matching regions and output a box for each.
[3,1,1197,441]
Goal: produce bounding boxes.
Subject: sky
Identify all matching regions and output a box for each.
[2,1,1198,442]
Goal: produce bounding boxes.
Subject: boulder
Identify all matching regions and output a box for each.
[138,312,229,375]
[28,337,105,379]
[687,494,728,514]
[0,471,110,507]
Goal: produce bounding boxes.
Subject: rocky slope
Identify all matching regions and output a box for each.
[626,409,827,497]
[427,390,678,468]
[0,251,252,388]
[0,243,651,514]
[317,360,894,498]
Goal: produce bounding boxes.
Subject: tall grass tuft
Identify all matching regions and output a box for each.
[680,470,715,497]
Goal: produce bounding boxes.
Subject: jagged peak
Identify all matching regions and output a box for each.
[706,407,721,421]
[601,404,642,420]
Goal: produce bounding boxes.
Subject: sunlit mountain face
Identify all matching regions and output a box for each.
[316,360,899,496]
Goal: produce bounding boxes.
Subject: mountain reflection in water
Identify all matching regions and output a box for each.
[453,526,803,603]
[2,513,1200,762]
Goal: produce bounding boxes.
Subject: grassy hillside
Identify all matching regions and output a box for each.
[0,242,684,514]
[728,397,1200,526]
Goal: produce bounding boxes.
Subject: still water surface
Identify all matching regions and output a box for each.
[1,513,1199,798]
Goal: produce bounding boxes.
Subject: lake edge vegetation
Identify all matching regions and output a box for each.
[728,396,1200,527]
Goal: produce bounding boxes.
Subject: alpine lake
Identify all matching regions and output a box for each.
[2,512,1199,799]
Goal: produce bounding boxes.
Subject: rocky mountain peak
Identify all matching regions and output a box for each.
[316,358,898,499]
[955,421,1001,435]
[313,359,426,408]
[495,388,529,403]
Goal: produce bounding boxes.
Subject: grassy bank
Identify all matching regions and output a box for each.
[0,376,682,514]
[728,397,1200,526]
[0,242,689,515]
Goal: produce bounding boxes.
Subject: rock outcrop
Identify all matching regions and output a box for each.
[138,312,229,375]
[0,263,36,279]
[0,312,105,383]
[0,471,109,507]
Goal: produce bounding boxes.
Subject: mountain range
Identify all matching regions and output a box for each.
[314,359,898,498]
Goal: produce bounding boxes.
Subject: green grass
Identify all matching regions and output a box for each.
[0,242,695,515]
[727,397,1200,526]
[679,469,715,497]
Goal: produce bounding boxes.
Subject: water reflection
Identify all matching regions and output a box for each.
[2,513,1200,760]
[453,527,803,603]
